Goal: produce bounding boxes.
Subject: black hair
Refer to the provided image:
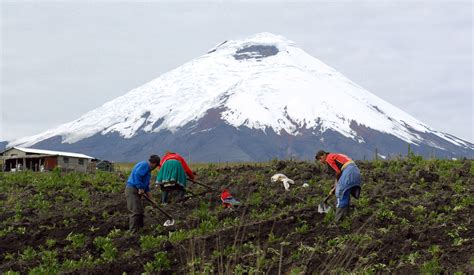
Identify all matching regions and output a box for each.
[149,155,161,164]
[315,150,329,159]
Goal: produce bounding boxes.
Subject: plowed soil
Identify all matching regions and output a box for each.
[1,159,473,273]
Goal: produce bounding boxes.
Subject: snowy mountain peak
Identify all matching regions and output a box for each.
[208,32,295,55]
[9,33,473,158]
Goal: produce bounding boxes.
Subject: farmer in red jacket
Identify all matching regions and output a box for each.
[316,150,362,222]
[156,151,195,204]
[220,188,241,208]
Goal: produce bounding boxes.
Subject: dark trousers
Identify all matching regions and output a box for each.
[125,186,144,232]
[335,186,361,223]
[160,182,185,203]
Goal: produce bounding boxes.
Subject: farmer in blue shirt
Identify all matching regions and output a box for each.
[125,155,160,233]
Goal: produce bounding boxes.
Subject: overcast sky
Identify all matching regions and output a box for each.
[1,1,472,143]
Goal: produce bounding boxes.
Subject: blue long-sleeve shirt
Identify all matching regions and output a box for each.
[126,161,152,192]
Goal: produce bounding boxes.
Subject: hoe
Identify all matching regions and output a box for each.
[187,178,217,191]
[143,194,175,227]
[317,193,333,214]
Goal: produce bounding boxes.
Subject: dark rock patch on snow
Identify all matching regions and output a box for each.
[234,45,279,60]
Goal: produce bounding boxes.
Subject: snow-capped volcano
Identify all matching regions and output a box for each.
[8,33,473,161]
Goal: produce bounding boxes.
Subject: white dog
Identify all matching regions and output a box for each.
[271,173,295,191]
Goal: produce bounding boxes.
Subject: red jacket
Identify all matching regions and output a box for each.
[325,153,353,176]
[221,189,234,208]
[160,153,195,180]
[221,189,232,201]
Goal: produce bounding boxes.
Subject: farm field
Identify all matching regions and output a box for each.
[0,157,473,274]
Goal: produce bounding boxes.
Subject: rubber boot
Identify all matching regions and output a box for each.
[335,207,350,223]
[161,191,169,204]
[176,186,186,200]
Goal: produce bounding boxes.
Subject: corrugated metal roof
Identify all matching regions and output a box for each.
[6,147,94,159]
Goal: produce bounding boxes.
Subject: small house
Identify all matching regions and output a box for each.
[1,147,94,172]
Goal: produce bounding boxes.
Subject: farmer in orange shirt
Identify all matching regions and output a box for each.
[316,150,362,222]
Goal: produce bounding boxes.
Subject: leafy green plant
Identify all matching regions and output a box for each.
[140,234,167,250]
[447,225,469,246]
[248,191,263,206]
[412,205,425,216]
[405,251,420,265]
[40,250,59,267]
[20,246,37,261]
[63,218,75,227]
[290,249,303,261]
[192,201,212,220]
[89,225,100,232]
[198,216,219,234]
[323,208,335,224]
[368,263,389,272]
[27,250,60,274]
[294,221,309,234]
[16,226,26,235]
[377,208,396,221]
[93,236,117,262]
[60,253,100,272]
[46,239,57,248]
[66,232,86,249]
[201,262,215,274]
[420,258,442,274]
[428,245,441,257]
[168,229,189,243]
[221,216,239,228]
[0,225,15,237]
[107,228,122,239]
[326,235,349,254]
[399,217,411,226]
[250,203,278,220]
[123,248,138,259]
[234,264,248,274]
[144,251,171,272]
[267,232,282,244]
[4,252,15,261]
[339,218,352,229]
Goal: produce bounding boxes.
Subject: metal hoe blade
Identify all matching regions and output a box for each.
[163,219,175,227]
[318,202,331,214]
[318,193,333,214]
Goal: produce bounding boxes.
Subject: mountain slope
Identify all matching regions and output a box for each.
[8,33,473,161]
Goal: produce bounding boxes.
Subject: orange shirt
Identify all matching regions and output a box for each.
[325,153,352,176]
